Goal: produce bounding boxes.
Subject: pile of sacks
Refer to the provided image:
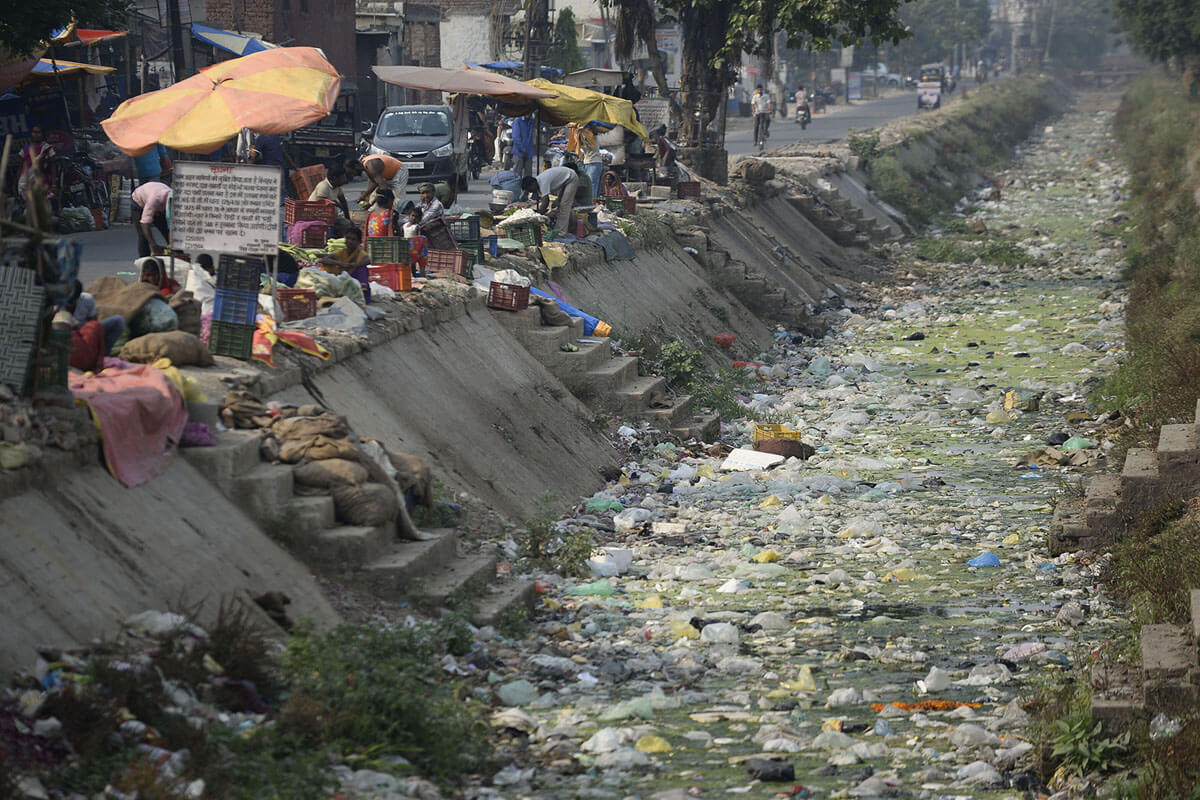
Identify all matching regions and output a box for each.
[222,391,433,538]
[0,384,97,471]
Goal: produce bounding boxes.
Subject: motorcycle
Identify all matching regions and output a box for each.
[55,151,108,211]
[497,122,513,170]
[813,87,837,107]
[467,130,487,180]
[794,99,812,129]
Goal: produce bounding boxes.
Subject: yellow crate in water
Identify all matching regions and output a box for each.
[753,423,805,444]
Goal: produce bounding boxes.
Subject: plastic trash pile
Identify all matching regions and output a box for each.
[466,104,1133,798]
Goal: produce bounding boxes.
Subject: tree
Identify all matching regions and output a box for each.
[1112,0,1200,65]
[893,0,990,71]
[547,8,586,75]
[1041,0,1115,71]
[607,0,679,122]
[0,0,130,56]
[669,0,910,145]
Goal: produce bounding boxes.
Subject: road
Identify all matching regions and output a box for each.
[725,91,923,156]
[73,89,929,284]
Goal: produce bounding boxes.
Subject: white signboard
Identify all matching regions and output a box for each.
[635,98,670,132]
[173,161,281,254]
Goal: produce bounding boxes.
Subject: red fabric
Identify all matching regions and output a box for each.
[69,363,189,487]
[365,209,394,237]
[69,321,107,372]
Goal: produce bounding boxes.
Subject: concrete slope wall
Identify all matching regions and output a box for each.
[709,196,878,305]
[0,459,341,675]
[268,298,618,520]
[547,238,776,360]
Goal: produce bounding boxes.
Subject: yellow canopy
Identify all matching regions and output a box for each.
[514,78,648,140]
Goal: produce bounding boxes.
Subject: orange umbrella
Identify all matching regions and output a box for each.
[101,46,340,156]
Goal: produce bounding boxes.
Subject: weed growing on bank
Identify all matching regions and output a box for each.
[280,621,491,780]
[1095,74,1200,434]
[865,75,1068,224]
[913,236,1037,266]
[519,494,593,576]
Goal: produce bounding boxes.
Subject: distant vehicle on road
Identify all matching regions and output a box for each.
[917,63,945,110]
[364,105,467,191]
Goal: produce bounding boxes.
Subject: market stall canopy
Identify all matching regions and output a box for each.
[371,65,557,103]
[191,24,277,57]
[50,24,127,46]
[562,67,623,89]
[465,61,562,80]
[101,46,340,156]
[30,58,116,79]
[0,50,43,92]
[506,78,648,140]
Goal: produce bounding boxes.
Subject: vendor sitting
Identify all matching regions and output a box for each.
[416,182,445,224]
[309,164,358,237]
[320,228,371,302]
[364,188,397,237]
[600,169,629,198]
[140,257,181,297]
[52,282,114,373]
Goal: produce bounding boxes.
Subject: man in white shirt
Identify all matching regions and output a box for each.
[752,85,771,147]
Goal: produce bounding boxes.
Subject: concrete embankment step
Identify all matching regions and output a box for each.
[1141,623,1199,709]
[637,394,695,428]
[546,338,611,382]
[179,430,262,488]
[582,356,639,395]
[673,411,721,442]
[1122,447,1159,483]
[314,523,393,568]
[415,551,499,606]
[614,376,668,414]
[360,528,461,599]
[230,463,295,517]
[286,495,336,537]
[473,579,539,627]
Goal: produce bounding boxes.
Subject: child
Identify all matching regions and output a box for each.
[402,206,428,276]
[364,187,396,237]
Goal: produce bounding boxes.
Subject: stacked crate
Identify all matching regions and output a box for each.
[446,215,483,267]
[211,255,263,359]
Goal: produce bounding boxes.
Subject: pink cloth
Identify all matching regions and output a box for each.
[69,363,189,487]
[288,219,327,245]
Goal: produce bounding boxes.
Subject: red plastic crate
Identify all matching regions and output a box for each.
[368,263,413,292]
[277,288,316,321]
[290,164,326,199]
[486,281,530,311]
[427,248,469,277]
[284,198,337,225]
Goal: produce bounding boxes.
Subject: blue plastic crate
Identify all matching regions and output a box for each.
[213,288,258,326]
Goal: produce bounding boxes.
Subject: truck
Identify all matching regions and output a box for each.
[917,63,945,110]
[287,86,358,171]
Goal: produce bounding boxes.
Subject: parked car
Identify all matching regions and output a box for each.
[364,105,467,191]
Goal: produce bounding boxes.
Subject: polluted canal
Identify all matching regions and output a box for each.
[469,98,1131,798]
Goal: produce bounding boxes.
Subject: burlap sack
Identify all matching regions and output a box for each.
[120,330,214,366]
[538,298,572,327]
[87,275,159,322]
[386,450,434,508]
[332,482,399,526]
[279,435,361,464]
[223,390,272,429]
[271,414,349,442]
[294,458,369,489]
[169,291,203,336]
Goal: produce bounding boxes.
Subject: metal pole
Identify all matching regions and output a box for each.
[166,0,187,83]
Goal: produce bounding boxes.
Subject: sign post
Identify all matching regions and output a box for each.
[172,161,282,302]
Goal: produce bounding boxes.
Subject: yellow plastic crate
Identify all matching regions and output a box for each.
[753,423,805,444]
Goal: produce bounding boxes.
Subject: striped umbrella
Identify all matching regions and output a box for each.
[190,24,276,57]
[101,46,339,156]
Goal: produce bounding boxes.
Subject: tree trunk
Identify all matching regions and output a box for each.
[642,26,681,127]
[679,1,733,145]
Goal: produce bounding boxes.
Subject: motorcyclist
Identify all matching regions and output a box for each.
[794,86,811,127]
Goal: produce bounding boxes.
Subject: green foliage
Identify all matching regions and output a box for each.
[1095,75,1200,433]
[0,0,131,56]
[279,622,491,781]
[847,129,882,163]
[519,501,594,577]
[658,340,705,390]
[1117,713,1200,799]
[893,0,990,68]
[1103,514,1200,626]
[1113,0,1200,63]
[548,8,586,74]
[913,236,1036,265]
[1050,713,1129,775]
[1038,0,1116,71]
